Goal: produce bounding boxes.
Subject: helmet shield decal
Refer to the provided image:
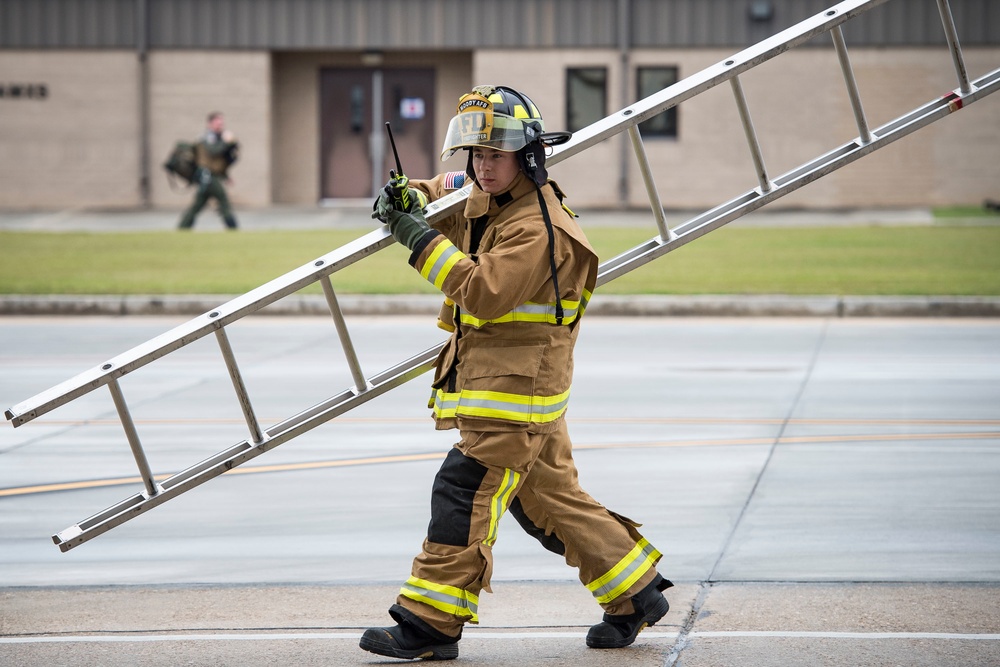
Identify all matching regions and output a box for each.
[455,93,494,147]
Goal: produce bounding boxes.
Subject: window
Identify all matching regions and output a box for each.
[637,67,679,138]
[566,68,607,133]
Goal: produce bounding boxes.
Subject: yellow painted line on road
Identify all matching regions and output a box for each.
[2,431,997,499]
[0,452,446,498]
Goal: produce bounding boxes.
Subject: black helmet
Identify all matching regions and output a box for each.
[441,85,570,187]
[440,85,546,160]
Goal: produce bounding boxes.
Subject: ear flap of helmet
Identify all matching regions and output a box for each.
[518,142,549,187]
[517,124,573,187]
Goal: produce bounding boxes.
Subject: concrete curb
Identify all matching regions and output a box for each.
[1,294,999,317]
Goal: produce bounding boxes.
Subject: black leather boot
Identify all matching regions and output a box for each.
[360,605,460,660]
[586,575,672,649]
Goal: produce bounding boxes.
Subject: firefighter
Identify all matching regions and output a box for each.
[362,85,671,661]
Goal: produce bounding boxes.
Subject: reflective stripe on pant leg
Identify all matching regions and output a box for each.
[586,538,662,605]
[484,467,520,547]
[400,576,480,623]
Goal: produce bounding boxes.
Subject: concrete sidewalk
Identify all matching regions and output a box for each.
[3,582,999,666]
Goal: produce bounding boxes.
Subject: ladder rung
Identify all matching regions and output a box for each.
[831,25,872,144]
[320,276,368,393]
[626,124,676,242]
[935,0,971,94]
[730,74,772,194]
[214,327,264,444]
[106,378,157,497]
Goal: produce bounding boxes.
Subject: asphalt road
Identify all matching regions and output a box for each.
[1,315,999,666]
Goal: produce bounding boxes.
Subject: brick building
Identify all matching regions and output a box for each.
[0,0,997,211]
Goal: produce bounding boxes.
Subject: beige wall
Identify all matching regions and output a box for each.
[476,47,1000,210]
[0,46,996,211]
[271,51,472,204]
[0,50,271,212]
[0,51,141,209]
[149,51,272,210]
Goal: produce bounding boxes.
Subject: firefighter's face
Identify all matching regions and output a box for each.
[472,148,520,194]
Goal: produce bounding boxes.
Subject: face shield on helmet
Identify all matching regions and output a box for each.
[440,85,545,160]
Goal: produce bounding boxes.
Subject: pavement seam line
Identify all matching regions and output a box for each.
[705,320,830,582]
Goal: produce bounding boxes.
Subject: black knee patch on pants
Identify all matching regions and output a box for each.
[428,448,489,546]
[509,497,566,556]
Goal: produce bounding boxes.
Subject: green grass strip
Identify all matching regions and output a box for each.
[1,226,998,296]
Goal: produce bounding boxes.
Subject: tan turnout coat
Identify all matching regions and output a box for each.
[408,171,598,434]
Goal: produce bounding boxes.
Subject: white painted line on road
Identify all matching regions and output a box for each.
[0,631,674,644]
[691,631,1000,640]
[3,630,999,644]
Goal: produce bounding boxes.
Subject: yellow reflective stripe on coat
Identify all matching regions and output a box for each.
[420,238,465,289]
[432,387,571,424]
[458,289,592,328]
[586,539,662,604]
[400,576,480,623]
[485,468,521,547]
[458,298,574,328]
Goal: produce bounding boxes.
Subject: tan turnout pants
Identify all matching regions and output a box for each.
[394,419,663,637]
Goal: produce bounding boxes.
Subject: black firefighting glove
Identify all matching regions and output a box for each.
[383,206,432,252]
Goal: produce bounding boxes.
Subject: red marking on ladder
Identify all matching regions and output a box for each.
[943,92,964,112]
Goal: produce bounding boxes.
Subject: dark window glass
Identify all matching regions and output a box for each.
[637,67,679,138]
[566,68,607,133]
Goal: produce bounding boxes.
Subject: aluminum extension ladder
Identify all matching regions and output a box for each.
[6,0,999,552]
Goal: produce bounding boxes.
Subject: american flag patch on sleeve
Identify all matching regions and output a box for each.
[444,171,466,190]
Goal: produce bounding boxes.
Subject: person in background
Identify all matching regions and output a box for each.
[178,111,239,230]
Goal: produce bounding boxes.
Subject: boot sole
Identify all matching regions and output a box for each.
[359,630,459,661]
[586,595,670,649]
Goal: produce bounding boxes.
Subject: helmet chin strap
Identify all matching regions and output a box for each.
[466,119,572,326]
[516,121,564,325]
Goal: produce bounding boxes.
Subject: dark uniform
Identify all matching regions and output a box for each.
[178,129,239,230]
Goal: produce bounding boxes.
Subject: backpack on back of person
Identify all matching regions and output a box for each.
[163,141,197,185]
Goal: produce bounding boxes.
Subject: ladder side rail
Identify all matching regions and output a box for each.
[4,0,889,429]
[214,327,264,445]
[831,25,873,144]
[53,344,443,552]
[935,0,971,94]
[598,66,1000,287]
